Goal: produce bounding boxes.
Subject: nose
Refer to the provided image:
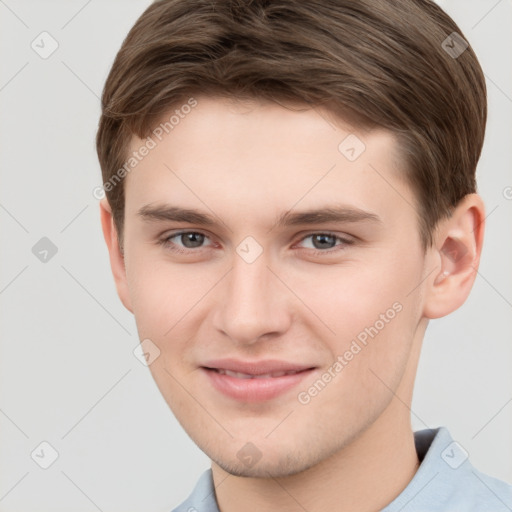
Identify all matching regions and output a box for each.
[212,250,292,345]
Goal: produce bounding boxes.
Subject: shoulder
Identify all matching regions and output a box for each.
[445,464,512,511]
[383,427,512,511]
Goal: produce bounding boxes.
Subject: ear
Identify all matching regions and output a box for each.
[99,198,133,313]
[423,193,485,319]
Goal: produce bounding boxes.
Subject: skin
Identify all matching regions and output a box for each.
[100,95,484,512]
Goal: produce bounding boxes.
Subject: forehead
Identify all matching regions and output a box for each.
[123,95,415,229]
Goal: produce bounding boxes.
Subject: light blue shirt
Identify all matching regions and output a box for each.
[173,427,512,511]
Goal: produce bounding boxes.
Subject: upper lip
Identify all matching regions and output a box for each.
[202,358,315,376]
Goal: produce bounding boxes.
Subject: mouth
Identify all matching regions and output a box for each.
[213,368,306,379]
[201,359,317,402]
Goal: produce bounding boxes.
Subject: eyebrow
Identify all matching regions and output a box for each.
[137,203,381,230]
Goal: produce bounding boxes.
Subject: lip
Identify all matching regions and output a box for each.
[201,358,316,402]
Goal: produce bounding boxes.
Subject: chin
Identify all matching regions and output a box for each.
[213,459,307,479]
[210,445,327,479]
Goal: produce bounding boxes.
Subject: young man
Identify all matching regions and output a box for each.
[96,0,512,510]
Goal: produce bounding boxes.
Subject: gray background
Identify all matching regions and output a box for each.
[0,1,510,510]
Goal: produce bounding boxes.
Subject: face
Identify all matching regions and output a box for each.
[116,95,430,477]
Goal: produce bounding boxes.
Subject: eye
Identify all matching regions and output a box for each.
[158,230,354,256]
[295,232,354,254]
[159,231,214,253]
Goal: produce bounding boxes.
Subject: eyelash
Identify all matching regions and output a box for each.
[157,230,354,256]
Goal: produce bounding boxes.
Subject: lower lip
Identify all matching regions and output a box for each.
[202,367,315,402]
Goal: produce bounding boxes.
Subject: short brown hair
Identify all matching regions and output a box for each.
[96,0,486,248]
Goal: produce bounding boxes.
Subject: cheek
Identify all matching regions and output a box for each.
[296,251,420,344]
[295,303,417,436]
[300,249,423,394]
[125,252,228,378]
[125,253,192,343]
[125,258,207,408]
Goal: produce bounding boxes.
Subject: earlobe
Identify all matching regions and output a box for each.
[99,199,133,313]
[423,194,485,319]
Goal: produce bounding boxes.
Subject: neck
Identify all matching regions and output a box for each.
[212,404,420,512]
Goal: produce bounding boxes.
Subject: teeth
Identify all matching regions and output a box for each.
[216,369,300,379]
